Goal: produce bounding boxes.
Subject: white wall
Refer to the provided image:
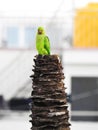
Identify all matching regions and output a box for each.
[0,49,36,99]
[63,49,98,94]
[0,50,20,71]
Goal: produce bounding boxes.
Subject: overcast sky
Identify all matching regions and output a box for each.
[0,0,98,17]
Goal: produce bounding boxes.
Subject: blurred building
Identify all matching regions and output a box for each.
[0,16,72,111]
[0,2,98,121]
[74,3,98,47]
[0,17,37,48]
[0,17,71,49]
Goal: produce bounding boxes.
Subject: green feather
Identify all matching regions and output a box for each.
[44,36,50,55]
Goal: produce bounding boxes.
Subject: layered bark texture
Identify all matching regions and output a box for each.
[30,55,71,130]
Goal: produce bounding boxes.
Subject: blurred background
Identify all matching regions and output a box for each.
[0,0,98,130]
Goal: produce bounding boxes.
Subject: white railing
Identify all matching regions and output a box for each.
[0,50,35,100]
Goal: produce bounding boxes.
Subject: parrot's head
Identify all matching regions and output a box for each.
[37,26,45,35]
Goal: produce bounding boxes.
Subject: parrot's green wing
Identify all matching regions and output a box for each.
[44,36,50,55]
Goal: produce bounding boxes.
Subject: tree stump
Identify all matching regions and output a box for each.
[30,55,71,130]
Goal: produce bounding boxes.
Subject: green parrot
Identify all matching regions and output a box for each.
[36,26,50,55]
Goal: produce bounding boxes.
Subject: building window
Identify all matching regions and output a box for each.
[25,27,36,47]
[7,27,19,47]
[71,77,98,121]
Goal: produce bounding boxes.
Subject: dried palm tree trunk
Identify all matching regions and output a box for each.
[30,55,71,130]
